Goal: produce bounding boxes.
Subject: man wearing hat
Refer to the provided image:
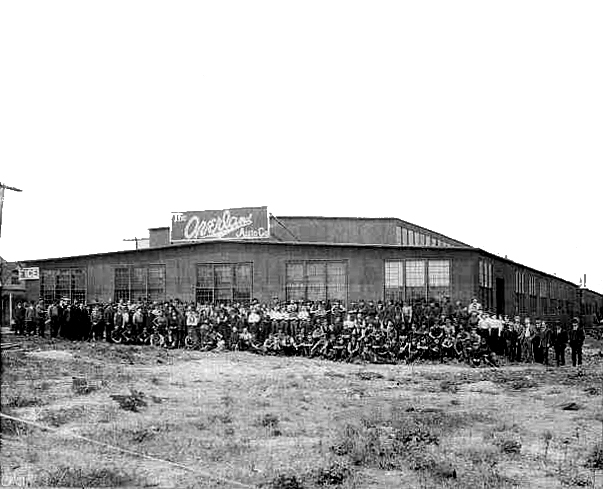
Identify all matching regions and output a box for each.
[568,318,585,367]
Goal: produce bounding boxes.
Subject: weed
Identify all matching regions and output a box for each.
[38,405,88,427]
[37,466,141,487]
[268,473,304,489]
[109,389,147,412]
[311,460,351,486]
[356,371,384,381]
[584,442,603,470]
[2,393,43,408]
[440,380,459,393]
[542,429,553,460]
[0,409,30,436]
[257,413,280,429]
[221,394,234,407]
[210,412,233,424]
[494,437,522,454]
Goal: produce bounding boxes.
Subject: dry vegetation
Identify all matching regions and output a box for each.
[1,335,602,488]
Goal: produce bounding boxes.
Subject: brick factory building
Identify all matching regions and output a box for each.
[15,208,599,326]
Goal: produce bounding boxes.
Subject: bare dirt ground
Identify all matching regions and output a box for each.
[1,333,602,488]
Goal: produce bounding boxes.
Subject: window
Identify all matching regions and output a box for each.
[285,260,347,302]
[479,259,493,311]
[384,261,404,302]
[405,260,426,301]
[114,265,166,302]
[408,230,415,245]
[307,262,327,301]
[428,260,450,300]
[41,268,87,304]
[396,226,402,245]
[402,228,409,246]
[385,259,450,303]
[285,263,305,301]
[195,263,253,304]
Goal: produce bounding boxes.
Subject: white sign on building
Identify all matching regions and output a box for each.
[18,267,40,280]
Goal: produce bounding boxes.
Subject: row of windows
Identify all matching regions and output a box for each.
[37,262,578,311]
[384,260,451,302]
[515,271,573,300]
[515,293,575,317]
[479,259,493,289]
[395,226,452,247]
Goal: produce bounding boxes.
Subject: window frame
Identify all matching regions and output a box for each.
[114,264,166,303]
[284,260,348,303]
[195,262,253,305]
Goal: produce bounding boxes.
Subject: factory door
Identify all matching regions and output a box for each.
[496,278,505,316]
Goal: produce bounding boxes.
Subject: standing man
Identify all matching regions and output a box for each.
[540,321,553,366]
[35,299,46,337]
[568,318,585,367]
[25,301,35,336]
[14,301,26,335]
[552,323,568,367]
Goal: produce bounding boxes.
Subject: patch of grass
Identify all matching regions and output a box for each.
[0,409,30,436]
[37,466,142,487]
[310,460,351,486]
[356,371,384,381]
[255,413,281,436]
[38,405,88,427]
[2,393,44,408]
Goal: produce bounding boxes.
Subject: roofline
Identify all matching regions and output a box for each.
[578,287,603,298]
[274,215,472,247]
[475,248,578,288]
[21,239,474,264]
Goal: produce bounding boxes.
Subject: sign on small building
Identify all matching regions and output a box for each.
[18,267,40,280]
[171,206,270,241]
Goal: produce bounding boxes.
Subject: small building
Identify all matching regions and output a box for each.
[0,257,27,327]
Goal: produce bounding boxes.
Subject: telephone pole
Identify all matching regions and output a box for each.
[0,182,23,238]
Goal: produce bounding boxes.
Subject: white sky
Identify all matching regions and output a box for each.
[1,1,601,292]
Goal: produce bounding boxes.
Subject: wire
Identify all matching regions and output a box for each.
[0,411,257,489]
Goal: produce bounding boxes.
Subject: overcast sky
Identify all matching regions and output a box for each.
[1,1,601,292]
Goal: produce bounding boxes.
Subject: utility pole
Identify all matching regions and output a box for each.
[0,182,22,329]
[0,182,23,238]
[123,237,149,250]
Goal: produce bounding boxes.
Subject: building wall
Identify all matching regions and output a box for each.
[24,242,478,305]
[479,252,577,323]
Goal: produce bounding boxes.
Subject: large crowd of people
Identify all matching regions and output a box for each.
[11,296,587,368]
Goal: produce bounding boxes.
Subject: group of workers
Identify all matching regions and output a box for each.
[11,296,587,367]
